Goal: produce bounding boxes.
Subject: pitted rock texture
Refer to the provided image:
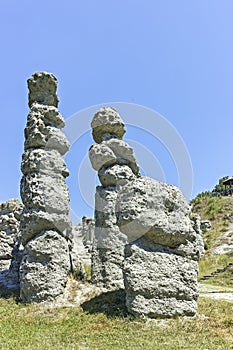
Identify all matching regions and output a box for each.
[70,217,95,276]
[91,107,126,143]
[24,104,69,155]
[98,164,135,187]
[27,72,59,107]
[89,108,138,290]
[89,109,203,318]
[116,177,203,260]
[124,239,199,318]
[91,187,127,289]
[0,199,23,297]
[115,176,203,318]
[20,230,70,303]
[20,72,72,303]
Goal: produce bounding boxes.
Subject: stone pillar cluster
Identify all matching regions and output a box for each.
[0,199,23,297]
[19,72,72,303]
[89,107,140,290]
[0,73,204,318]
[89,107,204,318]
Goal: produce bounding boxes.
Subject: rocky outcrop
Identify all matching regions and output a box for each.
[19,72,72,303]
[89,107,203,317]
[70,217,94,272]
[0,199,23,297]
[89,107,139,289]
[116,177,204,317]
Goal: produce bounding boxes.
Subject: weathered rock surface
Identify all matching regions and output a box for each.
[20,230,70,303]
[124,240,199,318]
[27,72,59,107]
[89,108,137,290]
[115,176,203,318]
[0,199,23,297]
[98,164,135,187]
[70,217,94,270]
[20,72,72,303]
[116,177,203,260]
[91,107,126,143]
[91,187,127,289]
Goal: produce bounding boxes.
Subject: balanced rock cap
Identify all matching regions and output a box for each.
[91,107,126,143]
[27,72,59,107]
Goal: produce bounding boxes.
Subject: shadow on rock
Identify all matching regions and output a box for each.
[81,289,128,317]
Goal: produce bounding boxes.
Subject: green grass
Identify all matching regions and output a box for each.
[199,253,233,277]
[0,297,232,350]
[192,196,233,250]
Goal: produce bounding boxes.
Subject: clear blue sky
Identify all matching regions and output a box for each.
[0,1,233,221]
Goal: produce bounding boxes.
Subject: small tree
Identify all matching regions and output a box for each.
[212,176,229,195]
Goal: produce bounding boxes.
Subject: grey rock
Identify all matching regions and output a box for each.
[90,106,203,317]
[212,243,233,255]
[0,199,23,297]
[20,173,70,214]
[104,139,139,175]
[70,219,94,273]
[28,72,59,107]
[91,107,126,143]
[20,209,72,244]
[20,230,70,303]
[124,240,199,318]
[116,177,197,251]
[98,164,135,187]
[92,186,126,289]
[89,143,117,171]
[24,108,69,155]
[20,72,71,303]
[21,149,69,178]
[115,173,202,318]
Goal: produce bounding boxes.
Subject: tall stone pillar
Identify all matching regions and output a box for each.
[20,72,72,303]
[89,107,140,290]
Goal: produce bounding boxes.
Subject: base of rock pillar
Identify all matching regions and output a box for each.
[20,230,70,303]
[91,246,125,290]
[124,241,199,318]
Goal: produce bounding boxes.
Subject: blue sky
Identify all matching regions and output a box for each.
[0,1,233,221]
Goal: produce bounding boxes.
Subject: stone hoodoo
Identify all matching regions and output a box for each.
[0,199,23,297]
[89,107,140,289]
[90,106,203,318]
[116,177,204,318]
[20,72,72,303]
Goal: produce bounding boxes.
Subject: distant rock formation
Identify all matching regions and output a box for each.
[0,199,23,297]
[89,107,140,289]
[71,217,94,272]
[19,72,72,303]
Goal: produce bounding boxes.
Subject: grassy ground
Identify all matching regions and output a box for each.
[192,195,233,251]
[198,253,233,287]
[0,296,232,350]
[192,195,233,288]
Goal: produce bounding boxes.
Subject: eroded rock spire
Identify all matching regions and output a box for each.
[19,72,71,303]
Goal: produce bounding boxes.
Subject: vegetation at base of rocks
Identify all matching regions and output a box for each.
[84,263,92,281]
[199,253,233,286]
[191,181,233,288]
[0,297,232,350]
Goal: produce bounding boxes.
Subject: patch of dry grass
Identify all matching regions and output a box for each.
[0,296,232,350]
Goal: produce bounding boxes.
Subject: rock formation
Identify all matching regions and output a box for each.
[0,199,23,297]
[116,177,204,318]
[89,106,203,318]
[19,72,72,303]
[89,107,140,289]
[70,217,94,275]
